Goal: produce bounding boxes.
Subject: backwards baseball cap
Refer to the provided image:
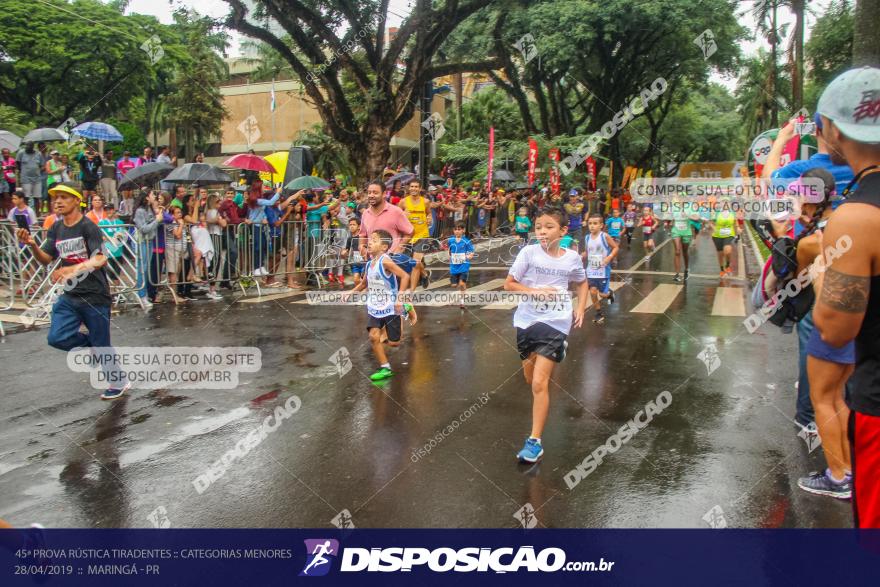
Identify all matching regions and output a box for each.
[48,184,84,201]
[816,66,880,144]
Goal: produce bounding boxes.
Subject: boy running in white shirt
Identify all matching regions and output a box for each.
[348,229,411,381]
[582,212,619,325]
[504,207,588,463]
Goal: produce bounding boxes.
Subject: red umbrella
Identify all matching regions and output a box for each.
[222,153,276,173]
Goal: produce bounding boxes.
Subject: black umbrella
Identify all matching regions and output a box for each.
[494,169,516,182]
[22,127,68,143]
[385,172,416,188]
[163,163,231,186]
[118,162,175,189]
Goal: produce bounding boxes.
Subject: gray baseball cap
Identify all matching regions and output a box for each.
[817,66,880,144]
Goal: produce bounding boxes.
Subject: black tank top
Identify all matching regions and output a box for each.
[844,172,880,416]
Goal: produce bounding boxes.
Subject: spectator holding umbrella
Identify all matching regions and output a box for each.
[16,142,44,211]
[76,146,102,200]
[100,150,118,206]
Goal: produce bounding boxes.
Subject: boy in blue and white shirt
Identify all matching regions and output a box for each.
[583,213,619,325]
[447,222,475,309]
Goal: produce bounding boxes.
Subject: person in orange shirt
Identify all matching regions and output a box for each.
[43,197,63,230]
[85,194,108,224]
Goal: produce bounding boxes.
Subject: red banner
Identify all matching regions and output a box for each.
[527,138,538,186]
[585,156,596,191]
[487,126,494,192]
[548,148,560,195]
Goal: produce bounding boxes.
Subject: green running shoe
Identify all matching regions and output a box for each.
[369,367,393,381]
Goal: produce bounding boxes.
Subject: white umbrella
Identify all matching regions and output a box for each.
[0,130,21,152]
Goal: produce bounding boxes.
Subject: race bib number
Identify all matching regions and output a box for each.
[351,251,363,263]
[587,253,605,278]
[625,220,634,227]
[719,227,732,237]
[454,210,463,221]
[674,219,689,231]
[529,288,569,316]
[450,253,466,264]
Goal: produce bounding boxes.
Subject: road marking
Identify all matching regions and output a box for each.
[467,278,507,292]
[711,286,746,316]
[483,281,625,310]
[624,236,672,272]
[629,284,683,314]
[239,290,305,303]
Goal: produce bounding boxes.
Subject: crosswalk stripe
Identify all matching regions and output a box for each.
[711,286,746,316]
[467,278,508,292]
[629,283,683,314]
[239,290,305,303]
[482,281,626,310]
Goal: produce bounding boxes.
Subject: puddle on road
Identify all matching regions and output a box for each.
[119,407,251,468]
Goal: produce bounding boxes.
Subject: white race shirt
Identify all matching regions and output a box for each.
[508,244,586,335]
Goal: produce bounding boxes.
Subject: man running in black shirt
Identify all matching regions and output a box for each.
[16,182,129,400]
[813,66,880,528]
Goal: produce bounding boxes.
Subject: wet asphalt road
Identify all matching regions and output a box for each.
[0,228,853,529]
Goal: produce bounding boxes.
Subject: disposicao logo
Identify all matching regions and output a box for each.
[300,539,339,577]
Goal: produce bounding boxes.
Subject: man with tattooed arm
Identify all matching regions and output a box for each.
[813,67,880,528]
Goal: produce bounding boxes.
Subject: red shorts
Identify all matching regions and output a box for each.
[850,410,880,528]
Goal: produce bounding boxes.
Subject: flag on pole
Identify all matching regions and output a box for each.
[527,138,538,186]
[585,156,597,191]
[487,127,495,192]
[270,80,277,112]
[548,148,560,195]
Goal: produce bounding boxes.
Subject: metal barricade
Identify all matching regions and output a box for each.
[237,220,309,295]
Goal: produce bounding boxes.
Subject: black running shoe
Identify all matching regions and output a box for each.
[683,270,689,281]
[673,273,682,282]
[593,313,605,324]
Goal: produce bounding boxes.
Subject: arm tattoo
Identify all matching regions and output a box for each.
[820,268,870,313]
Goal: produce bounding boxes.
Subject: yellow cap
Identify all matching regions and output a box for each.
[48,184,84,201]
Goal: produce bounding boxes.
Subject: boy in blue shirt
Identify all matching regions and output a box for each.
[604,208,625,242]
[448,222,475,309]
[514,207,532,244]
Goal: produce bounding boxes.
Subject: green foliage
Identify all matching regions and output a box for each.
[296,124,357,179]
[442,87,523,142]
[804,0,854,110]
[0,0,162,125]
[105,119,147,154]
[0,105,34,136]
[735,50,792,137]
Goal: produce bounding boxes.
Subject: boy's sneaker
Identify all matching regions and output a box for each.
[683,270,689,281]
[607,290,615,305]
[673,273,682,282]
[327,274,336,283]
[593,312,605,325]
[419,268,432,289]
[205,291,223,300]
[369,367,393,381]
[101,382,131,401]
[797,470,852,499]
[517,438,544,463]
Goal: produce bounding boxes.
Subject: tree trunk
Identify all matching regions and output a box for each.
[169,127,178,160]
[359,129,392,184]
[791,0,805,110]
[853,0,880,66]
[770,2,779,127]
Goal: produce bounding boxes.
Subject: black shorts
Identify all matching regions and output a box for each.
[450,272,468,285]
[367,314,402,342]
[405,240,433,256]
[82,180,98,191]
[516,323,568,363]
[712,236,734,251]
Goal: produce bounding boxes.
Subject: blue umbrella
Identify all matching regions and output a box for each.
[71,121,124,142]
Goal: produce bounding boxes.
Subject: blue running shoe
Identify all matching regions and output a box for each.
[797,469,851,500]
[101,382,131,401]
[517,438,544,463]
